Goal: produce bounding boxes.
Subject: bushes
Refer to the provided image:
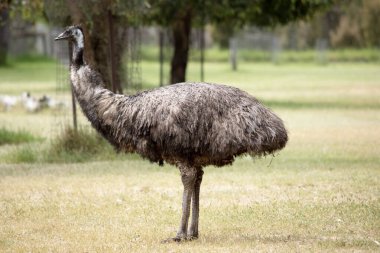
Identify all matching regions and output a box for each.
[1,127,120,163]
[46,127,118,163]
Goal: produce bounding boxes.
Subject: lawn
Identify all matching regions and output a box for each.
[0,58,379,252]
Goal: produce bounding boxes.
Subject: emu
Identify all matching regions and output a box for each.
[55,25,288,242]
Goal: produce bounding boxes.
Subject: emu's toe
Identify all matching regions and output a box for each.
[161,236,185,243]
[186,235,198,241]
[161,233,199,243]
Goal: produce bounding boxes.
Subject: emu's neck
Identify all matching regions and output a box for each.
[71,37,84,67]
[70,63,126,149]
[69,31,130,149]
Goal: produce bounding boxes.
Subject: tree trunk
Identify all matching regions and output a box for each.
[107,12,124,94]
[91,13,113,89]
[65,0,95,66]
[0,2,10,66]
[170,8,192,84]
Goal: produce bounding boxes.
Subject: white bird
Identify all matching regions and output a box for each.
[25,98,40,112]
[21,92,40,113]
[0,95,18,111]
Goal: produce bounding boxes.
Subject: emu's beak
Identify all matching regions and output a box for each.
[54,30,70,41]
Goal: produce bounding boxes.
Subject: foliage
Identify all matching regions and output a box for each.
[8,0,44,21]
[330,0,380,48]
[361,0,380,47]
[145,0,334,81]
[0,1,11,66]
[43,0,144,27]
[145,0,333,27]
[281,0,380,49]
[209,0,333,27]
[0,127,41,145]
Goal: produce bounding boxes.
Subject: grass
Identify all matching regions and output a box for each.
[143,61,380,110]
[2,127,121,163]
[0,127,41,145]
[0,54,57,95]
[0,160,378,252]
[4,144,38,163]
[45,127,120,163]
[0,56,379,252]
[141,46,380,63]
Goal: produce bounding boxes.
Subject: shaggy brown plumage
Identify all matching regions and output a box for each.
[72,71,287,167]
[55,26,288,242]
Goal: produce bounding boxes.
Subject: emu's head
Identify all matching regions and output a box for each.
[55,25,84,46]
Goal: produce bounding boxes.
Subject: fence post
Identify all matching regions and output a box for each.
[315,38,328,65]
[271,36,281,64]
[159,28,164,87]
[108,10,118,93]
[229,38,237,71]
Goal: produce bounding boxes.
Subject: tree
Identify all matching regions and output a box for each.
[3,0,334,84]
[0,0,46,66]
[329,0,380,48]
[45,0,144,93]
[0,1,11,66]
[146,0,333,83]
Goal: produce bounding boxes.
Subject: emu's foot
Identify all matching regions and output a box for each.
[186,235,198,241]
[161,235,198,243]
[161,236,186,243]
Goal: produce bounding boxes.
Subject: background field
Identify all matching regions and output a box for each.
[0,59,379,252]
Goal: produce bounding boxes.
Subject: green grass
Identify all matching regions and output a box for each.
[4,144,38,163]
[0,127,41,145]
[0,55,57,95]
[45,127,120,163]
[0,56,379,252]
[143,61,380,110]
[2,127,122,163]
[142,46,380,63]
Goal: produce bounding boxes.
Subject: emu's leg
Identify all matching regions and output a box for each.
[173,165,197,241]
[188,169,204,239]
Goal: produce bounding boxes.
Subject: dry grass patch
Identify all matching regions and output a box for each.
[0,159,379,252]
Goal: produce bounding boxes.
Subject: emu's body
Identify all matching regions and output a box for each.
[56,26,288,241]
